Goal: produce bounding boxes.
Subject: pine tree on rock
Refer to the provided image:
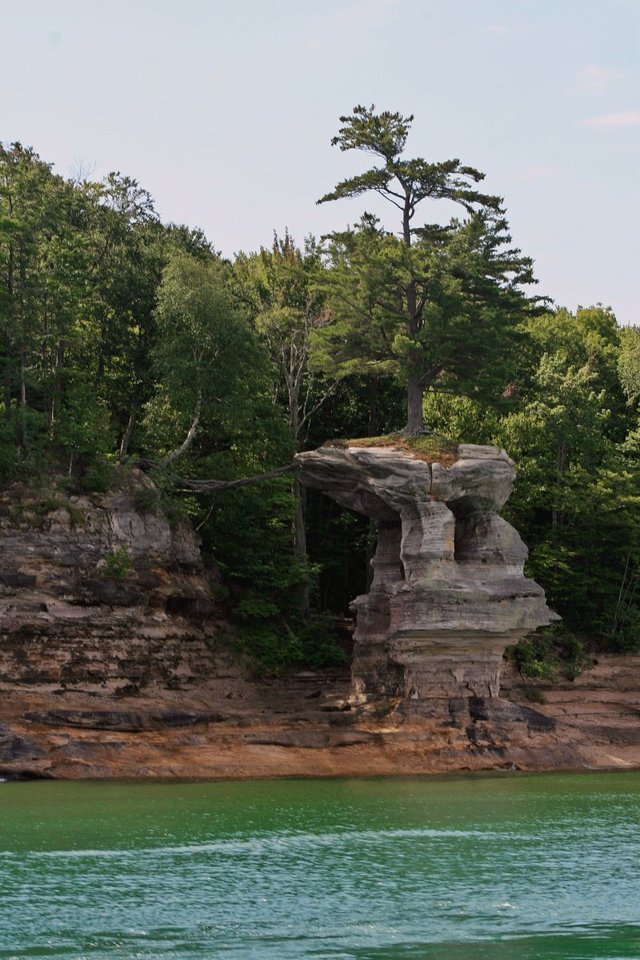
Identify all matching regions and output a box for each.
[316,105,540,433]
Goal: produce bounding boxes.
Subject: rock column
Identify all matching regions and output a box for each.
[297,444,557,702]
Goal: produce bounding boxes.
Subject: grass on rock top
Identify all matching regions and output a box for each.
[324,433,459,466]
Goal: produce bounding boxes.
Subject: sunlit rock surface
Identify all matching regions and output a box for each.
[297,442,557,701]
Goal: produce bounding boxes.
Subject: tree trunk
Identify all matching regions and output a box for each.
[292,477,310,616]
[19,340,27,452]
[367,377,379,436]
[402,193,424,434]
[49,339,66,434]
[2,340,11,421]
[119,405,137,460]
[160,392,202,467]
[404,371,425,434]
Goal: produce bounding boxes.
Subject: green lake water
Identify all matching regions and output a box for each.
[0,771,639,960]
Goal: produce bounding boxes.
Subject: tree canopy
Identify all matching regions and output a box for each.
[315,105,541,432]
[1,132,640,670]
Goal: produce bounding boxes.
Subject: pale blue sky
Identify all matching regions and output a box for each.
[1,0,639,323]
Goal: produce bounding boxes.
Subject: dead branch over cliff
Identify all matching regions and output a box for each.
[133,459,298,492]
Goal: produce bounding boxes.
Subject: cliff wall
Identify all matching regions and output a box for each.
[0,470,221,691]
[0,462,638,780]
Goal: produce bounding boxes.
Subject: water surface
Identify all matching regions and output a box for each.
[0,771,639,959]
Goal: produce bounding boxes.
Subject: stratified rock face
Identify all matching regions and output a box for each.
[297,443,557,701]
[0,470,221,691]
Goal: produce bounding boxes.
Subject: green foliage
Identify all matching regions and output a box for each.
[201,467,346,672]
[102,546,132,581]
[57,382,115,465]
[492,306,640,650]
[140,247,341,669]
[233,616,346,675]
[143,253,268,464]
[313,210,536,405]
[202,468,306,620]
[508,633,557,682]
[422,393,500,445]
[0,418,19,484]
[65,503,87,527]
[75,461,116,493]
[132,485,160,514]
[234,231,332,445]
[318,104,496,211]
[315,106,540,430]
[508,626,590,684]
[32,495,65,515]
[3,138,640,673]
[618,325,640,408]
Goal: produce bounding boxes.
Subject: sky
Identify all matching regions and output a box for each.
[1,0,639,324]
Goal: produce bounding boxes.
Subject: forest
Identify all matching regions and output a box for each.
[2,107,640,675]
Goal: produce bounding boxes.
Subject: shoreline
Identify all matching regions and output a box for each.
[1,653,639,781]
[3,766,640,786]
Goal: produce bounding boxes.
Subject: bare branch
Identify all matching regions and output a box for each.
[177,463,299,492]
[297,379,340,437]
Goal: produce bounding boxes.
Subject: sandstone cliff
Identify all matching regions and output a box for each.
[0,469,221,692]
[0,459,638,780]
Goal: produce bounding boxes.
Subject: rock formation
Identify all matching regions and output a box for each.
[0,469,221,692]
[0,459,637,780]
[297,442,557,703]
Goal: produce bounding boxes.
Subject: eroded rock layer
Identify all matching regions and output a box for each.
[297,443,557,701]
[0,470,221,692]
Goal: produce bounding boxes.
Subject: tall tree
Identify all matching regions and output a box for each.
[235,232,336,592]
[235,232,332,446]
[617,323,640,409]
[144,253,266,467]
[316,105,538,432]
[0,143,93,459]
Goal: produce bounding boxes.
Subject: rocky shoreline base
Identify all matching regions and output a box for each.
[1,463,638,781]
[1,653,638,780]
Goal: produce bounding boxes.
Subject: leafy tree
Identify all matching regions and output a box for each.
[500,353,611,537]
[520,305,626,438]
[144,252,342,669]
[421,391,500,446]
[234,232,337,602]
[0,147,162,473]
[74,173,163,459]
[495,309,640,649]
[235,232,332,446]
[618,324,640,408]
[0,143,89,457]
[56,381,115,476]
[316,105,538,432]
[143,253,266,466]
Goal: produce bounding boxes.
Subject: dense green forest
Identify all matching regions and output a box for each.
[2,108,640,672]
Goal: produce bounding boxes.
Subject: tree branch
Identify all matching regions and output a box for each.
[176,462,299,492]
